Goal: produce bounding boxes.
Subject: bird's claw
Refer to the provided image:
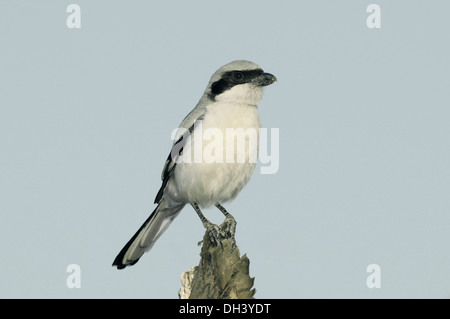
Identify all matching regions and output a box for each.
[203,217,236,251]
[203,222,224,248]
[222,215,237,238]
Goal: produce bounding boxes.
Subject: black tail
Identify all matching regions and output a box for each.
[112,207,158,269]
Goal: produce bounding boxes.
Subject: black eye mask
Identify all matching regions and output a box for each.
[208,69,264,100]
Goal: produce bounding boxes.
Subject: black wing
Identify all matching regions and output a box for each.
[154,118,202,204]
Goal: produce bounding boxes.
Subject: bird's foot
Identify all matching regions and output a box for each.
[202,220,225,249]
[202,218,237,251]
[215,203,237,251]
[221,214,236,238]
[220,215,237,251]
[194,203,237,251]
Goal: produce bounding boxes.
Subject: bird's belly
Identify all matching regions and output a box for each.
[174,161,257,208]
[172,103,260,207]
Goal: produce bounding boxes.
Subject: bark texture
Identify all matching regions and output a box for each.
[179,223,255,299]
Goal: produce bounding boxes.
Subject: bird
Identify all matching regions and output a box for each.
[112,60,277,269]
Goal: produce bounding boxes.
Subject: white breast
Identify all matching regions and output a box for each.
[172,102,261,208]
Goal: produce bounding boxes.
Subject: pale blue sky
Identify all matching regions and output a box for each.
[1,1,449,298]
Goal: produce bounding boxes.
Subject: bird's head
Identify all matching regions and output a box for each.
[205,60,277,106]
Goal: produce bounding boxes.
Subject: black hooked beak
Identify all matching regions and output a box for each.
[254,72,277,87]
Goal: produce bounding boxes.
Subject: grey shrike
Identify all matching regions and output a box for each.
[113,60,276,269]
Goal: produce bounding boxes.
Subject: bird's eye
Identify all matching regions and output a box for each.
[232,72,244,82]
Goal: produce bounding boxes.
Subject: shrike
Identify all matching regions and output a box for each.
[113,60,276,269]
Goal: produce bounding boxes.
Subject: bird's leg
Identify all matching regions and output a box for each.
[215,203,237,238]
[191,202,223,249]
[215,203,237,250]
